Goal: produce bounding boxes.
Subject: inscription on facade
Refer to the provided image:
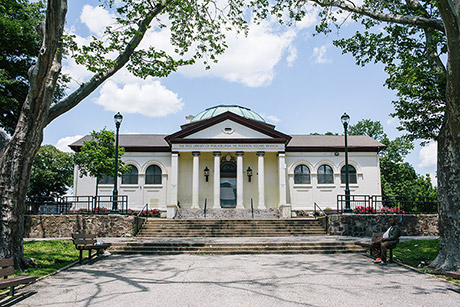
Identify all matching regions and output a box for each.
[172,143,285,152]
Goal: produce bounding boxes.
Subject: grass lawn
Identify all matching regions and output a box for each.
[393,239,460,284]
[15,240,79,278]
[393,239,440,268]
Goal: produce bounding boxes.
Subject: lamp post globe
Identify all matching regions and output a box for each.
[112,112,123,213]
[341,113,352,213]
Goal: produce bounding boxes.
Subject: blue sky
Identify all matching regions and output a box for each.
[43,1,437,183]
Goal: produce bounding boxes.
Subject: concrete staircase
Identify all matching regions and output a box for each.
[135,219,327,237]
[109,241,366,255]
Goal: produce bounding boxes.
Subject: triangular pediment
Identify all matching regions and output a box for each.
[165,111,291,144]
[184,119,272,139]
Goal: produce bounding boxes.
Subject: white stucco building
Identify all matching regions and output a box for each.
[70,105,385,215]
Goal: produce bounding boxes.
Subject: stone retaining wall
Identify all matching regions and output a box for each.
[24,213,438,238]
[176,208,280,219]
[24,215,135,238]
[328,214,438,236]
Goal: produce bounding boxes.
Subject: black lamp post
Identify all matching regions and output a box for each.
[112,112,123,213]
[341,112,352,213]
[247,167,252,182]
[204,166,210,182]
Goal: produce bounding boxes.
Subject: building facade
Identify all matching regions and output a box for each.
[70,105,385,215]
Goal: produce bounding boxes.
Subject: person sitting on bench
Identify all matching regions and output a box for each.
[371,217,401,265]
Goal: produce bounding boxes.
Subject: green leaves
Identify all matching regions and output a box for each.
[0,0,44,134]
[73,128,129,181]
[349,118,437,209]
[65,0,251,80]
[28,145,73,199]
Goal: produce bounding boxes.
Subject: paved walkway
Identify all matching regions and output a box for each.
[1,252,458,307]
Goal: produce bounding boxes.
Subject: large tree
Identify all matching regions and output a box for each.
[0,0,249,269]
[251,0,459,272]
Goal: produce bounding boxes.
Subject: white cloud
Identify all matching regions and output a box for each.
[296,4,320,30]
[286,45,298,66]
[55,135,84,153]
[418,142,437,168]
[386,117,397,127]
[94,78,183,117]
[264,114,281,123]
[311,45,332,64]
[80,5,116,36]
[179,19,297,87]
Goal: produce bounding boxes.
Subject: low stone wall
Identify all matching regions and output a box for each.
[328,214,438,236]
[176,208,280,219]
[24,215,135,238]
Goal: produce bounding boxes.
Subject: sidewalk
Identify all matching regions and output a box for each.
[1,252,458,307]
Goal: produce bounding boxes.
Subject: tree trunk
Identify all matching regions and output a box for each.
[0,0,66,270]
[430,0,460,273]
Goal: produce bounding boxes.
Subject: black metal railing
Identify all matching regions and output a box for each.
[25,197,72,215]
[337,194,437,214]
[133,203,149,236]
[26,195,129,215]
[251,198,254,219]
[203,198,207,218]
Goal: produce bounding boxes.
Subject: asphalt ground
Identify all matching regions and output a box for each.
[1,252,458,307]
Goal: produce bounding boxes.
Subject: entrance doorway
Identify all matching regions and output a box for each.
[220,162,236,208]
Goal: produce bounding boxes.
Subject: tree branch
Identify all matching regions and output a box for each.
[45,1,168,125]
[311,0,445,32]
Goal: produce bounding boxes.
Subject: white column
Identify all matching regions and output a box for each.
[236,151,244,208]
[192,151,200,209]
[169,152,179,206]
[278,152,287,206]
[257,151,266,209]
[213,152,221,208]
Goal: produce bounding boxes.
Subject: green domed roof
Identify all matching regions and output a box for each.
[190,105,265,123]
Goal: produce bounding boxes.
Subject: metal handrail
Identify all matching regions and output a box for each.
[204,198,207,218]
[314,202,328,235]
[314,202,327,217]
[251,198,254,219]
[137,203,149,217]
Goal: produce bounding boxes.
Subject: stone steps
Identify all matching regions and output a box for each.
[136,218,326,237]
[109,242,366,255]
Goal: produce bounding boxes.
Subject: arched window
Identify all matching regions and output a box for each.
[294,165,311,184]
[317,165,334,184]
[341,165,357,184]
[145,165,162,184]
[98,174,114,184]
[122,165,138,184]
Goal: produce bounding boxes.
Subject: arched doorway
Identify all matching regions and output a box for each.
[220,161,237,208]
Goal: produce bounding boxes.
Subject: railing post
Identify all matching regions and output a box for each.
[204,198,207,218]
[251,198,254,219]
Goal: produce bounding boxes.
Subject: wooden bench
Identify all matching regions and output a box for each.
[0,258,36,296]
[72,233,111,264]
[358,232,394,262]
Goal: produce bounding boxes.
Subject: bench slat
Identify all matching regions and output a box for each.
[76,243,111,250]
[0,258,14,267]
[74,238,97,245]
[0,276,36,289]
[0,267,15,277]
[72,233,96,239]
